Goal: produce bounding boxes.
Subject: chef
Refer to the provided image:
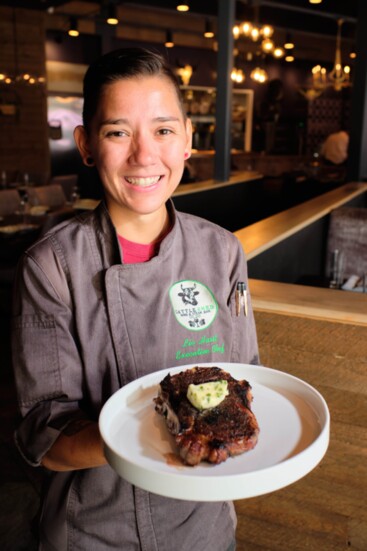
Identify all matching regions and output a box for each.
[12,47,259,550]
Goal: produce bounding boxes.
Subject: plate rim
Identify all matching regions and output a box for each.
[99,362,330,501]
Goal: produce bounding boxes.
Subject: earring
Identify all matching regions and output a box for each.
[85,156,94,166]
[184,151,189,159]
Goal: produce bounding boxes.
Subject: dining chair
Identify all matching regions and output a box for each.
[0,189,22,216]
[50,174,78,202]
[27,184,67,208]
[39,210,76,237]
[326,206,367,281]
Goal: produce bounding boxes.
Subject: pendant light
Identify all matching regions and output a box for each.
[176,4,189,12]
[165,30,174,48]
[68,17,79,37]
[284,33,294,50]
[204,19,214,39]
[106,3,119,25]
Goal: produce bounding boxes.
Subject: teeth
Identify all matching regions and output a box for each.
[125,176,160,187]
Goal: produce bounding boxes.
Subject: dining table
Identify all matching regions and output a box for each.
[0,199,99,278]
[0,213,42,266]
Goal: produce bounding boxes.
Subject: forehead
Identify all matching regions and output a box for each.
[98,75,183,114]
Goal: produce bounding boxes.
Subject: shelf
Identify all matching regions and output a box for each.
[180,85,253,152]
[189,115,215,123]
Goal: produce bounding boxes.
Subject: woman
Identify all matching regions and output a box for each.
[12,48,259,550]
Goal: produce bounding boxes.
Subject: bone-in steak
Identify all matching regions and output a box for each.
[154,366,259,466]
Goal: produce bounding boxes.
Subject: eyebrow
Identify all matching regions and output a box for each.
[99,116,181,127]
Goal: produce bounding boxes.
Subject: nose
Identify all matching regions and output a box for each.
[128,132,157,166]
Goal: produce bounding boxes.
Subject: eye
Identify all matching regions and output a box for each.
[106,130,128,138]
[157,128,174,136]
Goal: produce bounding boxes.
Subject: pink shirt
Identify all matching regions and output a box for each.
[118,235,160,264]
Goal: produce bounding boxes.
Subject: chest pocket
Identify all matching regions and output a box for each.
[106,270,235,383]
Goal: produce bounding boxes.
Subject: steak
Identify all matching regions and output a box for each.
[154,366,259,466]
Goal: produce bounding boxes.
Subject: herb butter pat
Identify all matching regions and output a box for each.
[187,380,229,410]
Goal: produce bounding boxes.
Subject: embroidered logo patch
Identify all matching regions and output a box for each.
[169,280,218,331]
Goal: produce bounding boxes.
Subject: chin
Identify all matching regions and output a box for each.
[128,195,171,215]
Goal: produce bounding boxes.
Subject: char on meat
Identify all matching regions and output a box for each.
[154,366,259,466]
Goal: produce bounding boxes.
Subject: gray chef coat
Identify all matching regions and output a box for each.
[12,201,259,550]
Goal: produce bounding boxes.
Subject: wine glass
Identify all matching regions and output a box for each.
[70,185,80,205]
[19,191,29,225]
[329,249,344,289]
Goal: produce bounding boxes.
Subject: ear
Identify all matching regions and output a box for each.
[184,117,193,159]
[74,125,93,167]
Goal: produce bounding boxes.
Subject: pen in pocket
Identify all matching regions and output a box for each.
[235,281,247,317]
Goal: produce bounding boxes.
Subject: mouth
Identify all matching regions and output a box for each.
[125,176,162,187]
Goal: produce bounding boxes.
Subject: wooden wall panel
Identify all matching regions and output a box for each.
[234,311,367,551]
[0,7,50,184]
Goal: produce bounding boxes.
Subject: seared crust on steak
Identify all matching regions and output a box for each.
[154,366,259,466]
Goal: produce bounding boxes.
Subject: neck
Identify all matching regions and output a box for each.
[109,204,170,244]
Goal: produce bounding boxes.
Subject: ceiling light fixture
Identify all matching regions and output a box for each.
[273,47,285,58]
[309,0,322,4]
[176,3,189,12]
[231,68,245,83]
[299,19,351,101]
[106,4,119,25]
[233,25,240,39]
[204,19,214,39]
[250,26,260,41]
[250,67,268,84]
[68,17,79,37]
[233,17,286,61]
[261,25,274,38]
[233,21,274,42]
[284,33,294,49]
[164,29,174,48]
[314,19,351,92]
[261,38,274,53]
[242,22,252,36]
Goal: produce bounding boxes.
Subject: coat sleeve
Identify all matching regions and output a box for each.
[11,244,87,467]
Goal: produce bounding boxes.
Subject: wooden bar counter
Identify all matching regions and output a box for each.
[232,182,367,550]
[235,182,367,261]
[234,181,367,326]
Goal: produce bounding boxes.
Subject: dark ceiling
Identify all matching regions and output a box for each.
[0,0,359,39]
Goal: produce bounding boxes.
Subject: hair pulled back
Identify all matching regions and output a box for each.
[82,47,185,131]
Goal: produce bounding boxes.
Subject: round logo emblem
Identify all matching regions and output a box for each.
[169,280,218,331]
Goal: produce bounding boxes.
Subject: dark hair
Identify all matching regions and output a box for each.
[82,47,185,131]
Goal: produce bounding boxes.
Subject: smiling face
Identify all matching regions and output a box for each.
[75,75,192,235]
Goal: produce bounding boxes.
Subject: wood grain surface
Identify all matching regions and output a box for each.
[234,182,367,260]
[174,170,262,197]
[234,311,367,551]
[249,279,367,327]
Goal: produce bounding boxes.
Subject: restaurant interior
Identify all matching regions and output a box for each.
[0,0,366,549]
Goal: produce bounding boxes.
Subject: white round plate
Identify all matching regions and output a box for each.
[99,363,330,501]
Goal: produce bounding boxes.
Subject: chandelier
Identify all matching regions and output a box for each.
[231,11,286,86]
[299,19,351,100]
[231,68,245,84]
[0,9,46,86]
[250,67,268,84]
[231,61,269,85]
[313,19,351,91]
[232,20,285,61]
